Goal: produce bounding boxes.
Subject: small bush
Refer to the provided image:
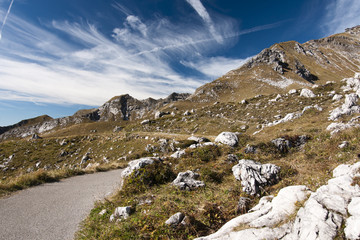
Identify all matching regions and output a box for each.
[122,161,175,195]
[192,145,221,162]
[200,167,223,184]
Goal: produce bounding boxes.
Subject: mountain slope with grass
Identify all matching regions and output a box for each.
[1,26,360,240]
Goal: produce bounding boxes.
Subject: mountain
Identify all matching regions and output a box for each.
[2,26,360,240]
[190,25,360,102]
[0,92,190,140]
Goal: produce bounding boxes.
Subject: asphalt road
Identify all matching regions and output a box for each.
[0,169,123,240]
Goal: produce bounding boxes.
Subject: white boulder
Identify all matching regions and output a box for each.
[232,159,280,196]
[300,89,316,98]
[121,157,157,178]
[109,206,131,222]
[172,170,205,190]
[215,132,238,147]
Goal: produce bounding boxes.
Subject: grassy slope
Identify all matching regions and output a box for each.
[72,81,360,239]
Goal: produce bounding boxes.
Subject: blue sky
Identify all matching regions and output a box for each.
[0,0,359,126]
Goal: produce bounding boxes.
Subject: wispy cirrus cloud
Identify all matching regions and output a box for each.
[0,0,14,40]
[322,0,360,36]
[0,1,281,107]
[186,0,223,43]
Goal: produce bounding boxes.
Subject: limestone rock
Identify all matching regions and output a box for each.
[170,150,186,159]
[332,94,343,101]
[141,119,150,125]
[237,197,251,214]
[109,206,131,222]
[121,157,158,178]
[226,154,239,163]
[244,145,257,154]
[300,89,316,98]
[288,89,297,94]
[195,186,310,240]
[338,141,349,149]
[215,132,238,147]
[165,212,185,227]
[271,138,291,153]
[232,159,280,196]
[172,170,205,190]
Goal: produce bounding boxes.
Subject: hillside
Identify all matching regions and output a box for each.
[190,25,360,102]
[1,26,360,240]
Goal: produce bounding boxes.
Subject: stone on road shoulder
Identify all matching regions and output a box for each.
[0,169,123,240]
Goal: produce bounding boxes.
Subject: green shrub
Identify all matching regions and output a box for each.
[122,161,175,195]
[192,145,221,162]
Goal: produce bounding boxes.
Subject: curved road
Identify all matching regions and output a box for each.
[0,169,123,240]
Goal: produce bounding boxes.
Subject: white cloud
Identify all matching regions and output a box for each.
[181,56,251,79]
[322,0,360,35]
[0,3,281,107]
[0,0,14,40]
[186,0,223,44]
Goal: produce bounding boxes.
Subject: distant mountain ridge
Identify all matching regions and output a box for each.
[1,25,360,140]
[189,25,360,102]
[0,92,190,140]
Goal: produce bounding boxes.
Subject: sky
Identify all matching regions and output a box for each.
[0,0,359,126]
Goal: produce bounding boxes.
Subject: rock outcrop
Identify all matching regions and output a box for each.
[232,160,280,196]
[197,161,360,240]
[121,157,158,178]
[215,132,239,147]
[172,170,205,190]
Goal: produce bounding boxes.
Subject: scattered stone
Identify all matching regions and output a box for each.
[183,110,191,116]
[165,212,185,227]
[158,139,169,153]
[31,134,42,140]
[329,93,360,120]
[271,138,291,153]
[270,94,282,102]
[172,170,205,190]
[226,154,238,163]
[80,154,90,164]
[338,141,349,149]
[109,206,132,222]
[237,197,251,214]
[170,150,186,159]
[332,94,343,101]
[121,157,158,178]
[300,89,316,98]
[60,150,68,157]
[244,144,257,154]
[141,119,150,125]
[59,139,68,146]
[113,126,122,132]
[188,136,209,143]
[241,100,248,104]
[232,159,280,196]
[99,209,107,216]
[288,89,297,94]
[215,132,239,147]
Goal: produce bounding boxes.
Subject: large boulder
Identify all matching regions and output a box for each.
[121,157,158,178]
[215,132,239,147]
[172,170,205,190]
[232,159,280,196]
[197,161,360,240]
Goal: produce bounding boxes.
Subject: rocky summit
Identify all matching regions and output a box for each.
[1,26,360,240]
